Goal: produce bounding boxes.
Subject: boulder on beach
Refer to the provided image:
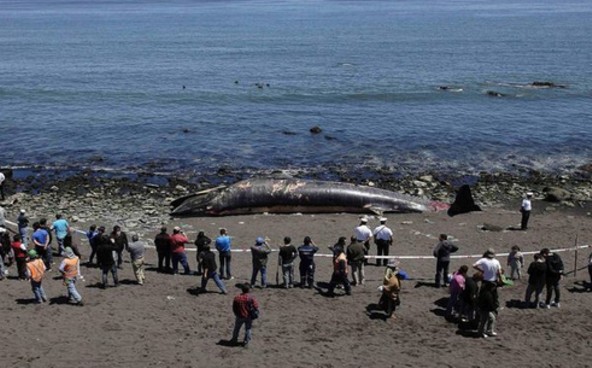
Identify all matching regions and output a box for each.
[543,187,571,202]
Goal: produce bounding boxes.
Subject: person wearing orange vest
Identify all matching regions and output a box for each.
[26,249,48,304]
[59,247,83,306]
[327,246,351,296]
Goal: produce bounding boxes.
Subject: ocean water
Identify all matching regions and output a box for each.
[1,0,591,181]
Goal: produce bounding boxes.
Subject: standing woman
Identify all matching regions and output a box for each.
[194,231,211,276]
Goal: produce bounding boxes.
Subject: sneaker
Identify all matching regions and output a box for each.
[228,276,235,280]
[551,302,560,308]
[545,304,551,309]
[481,333,488,338]
[487,331,497,337]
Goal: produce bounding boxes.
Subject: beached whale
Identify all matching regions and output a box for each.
[170,178,478,217]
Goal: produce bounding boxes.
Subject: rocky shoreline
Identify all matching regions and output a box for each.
[1,166,591,236]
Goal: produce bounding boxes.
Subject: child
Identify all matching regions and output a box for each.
[446,265,468,318]
[507,245,524,280]
[59,247,83,306]
[524,253,547,308]
[26,249,47,303]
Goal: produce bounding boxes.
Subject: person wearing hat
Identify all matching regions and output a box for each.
[354,216,373,266]
[154,226,173,273]
[250,237,272,288]
[215,228,233,280]
[26,249,48,303]
[198,244,227,294]
[473,248,502,338]
[170,226,191,275]
[520,192,533,230]
[379,259,402,319]
[58,247,83,305]
[433,234,459,288]
[373,217,393,267]
[126,234,146,285]
[17,209,29,247]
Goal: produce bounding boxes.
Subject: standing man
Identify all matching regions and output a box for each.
[199,244,227,294]
[126,234,146,285]
[541,248,564,308]
[520,192,533,230]
[96,227,119,288]
[278,236,297,288]
[32,222,51,271]
[26,249,48,304]
[347,236,366,286]
[170,226,191,275]
[59,247,83,306]
[354,217,373,265]
[298,236,319,288]
[230,283,259,348]
[51,214,70,257]
[111,225,128,269]
[250,237,272,288]
[215,228,233,280]
[433,234,459,288]
[154,226,172,273]
[473,248,502,338]
[373,217,393,266]
[17,209,29,246]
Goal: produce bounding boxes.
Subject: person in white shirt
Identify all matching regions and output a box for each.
[473,248,502,338]
[0,171,5,200]
[520,192,533,230]
[373,217,393,266]
[354,217,372,265]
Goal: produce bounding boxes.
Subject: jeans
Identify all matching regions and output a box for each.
[299,262,315,287]
[19,226,29,246]
[525,282,545,306]
[231,317,253,344]
[446,289,461,316]
[588,265,592,288]
[521,210,530,230]
[350,261,365,285]
[66,279,82,303]
[56,237,66,256]
[281,263,294,288]
[435,259,450,287]
[116,249,124,267]
[0,256,5,279]
[172,252,190,274]
[37,245,53,270]
[16,257,28,279]
[545,276,561,304]
[201,271,227,293]
[31,280,47,303]
[101,263,119,286]
[219,251,232,279]
[375,239,390,266]
[131,257,145,285]
[88,243,98,264]
[379,293,398,318]
[510,262,522,280]
[251,265,267,287]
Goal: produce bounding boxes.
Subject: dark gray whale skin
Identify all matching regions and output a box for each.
[170,178,453,216]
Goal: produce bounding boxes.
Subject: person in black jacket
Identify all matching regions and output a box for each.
[433,234,459,288]
[154,226,172,273]
[524,253,547,308]
[541,248,563,308]
[96,227,118,288]
[194,231,211,276]
[111,225,128,269]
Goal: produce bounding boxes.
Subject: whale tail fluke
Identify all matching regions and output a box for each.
[447,185,481,217]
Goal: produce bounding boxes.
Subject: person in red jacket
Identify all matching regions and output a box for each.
[11,234,28,280]
[170,226,190,275]
[230,283,259,348]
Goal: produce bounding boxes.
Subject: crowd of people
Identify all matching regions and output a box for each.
[1,202,591,346]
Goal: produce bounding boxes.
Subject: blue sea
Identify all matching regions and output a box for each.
[1,0,591,182]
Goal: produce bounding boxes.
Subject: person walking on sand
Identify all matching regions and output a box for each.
[26,249,47,303]
[347,236,366,286]
[32,221,51,271]
[433,234,459,288]
[540,248,563,308]
[473,248,501,338]
[215,228,233,280]
[379,259,402,320]
[96,227,119,288]
[230,283,259,348]
[298,236,319,288]
[86,225,99,265]
[154,226,172,273]
[126,234,146,285]
[17,209,29,246]
[59,247,83,306]
[373,217,393,266]
[11,234,28,280]
[520,192,533,230]
[327,245,351,296]
[198,244,227,294]
[194,230,211,276]
[110,225,128,269]
[354,216,373,265]
[170,226,191,275]
[507,245,524,280]
[524,253,547,308]
[278,236,298,288]
[250,237,272,288]
[51,213,70,257]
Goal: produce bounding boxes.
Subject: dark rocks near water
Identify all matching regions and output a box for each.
[448,185,482,217]
[543,187,571,202]
[309,126,322,134]
[486,90,506,97]
[531,81,566,89]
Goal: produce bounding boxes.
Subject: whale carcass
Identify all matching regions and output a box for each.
[170,178,476,217]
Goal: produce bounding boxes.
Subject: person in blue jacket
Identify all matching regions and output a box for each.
[298,236,318,288]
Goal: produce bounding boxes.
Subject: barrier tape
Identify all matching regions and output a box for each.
[5,220,590,261]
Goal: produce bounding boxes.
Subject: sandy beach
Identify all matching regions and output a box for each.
[1,199,591,368]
